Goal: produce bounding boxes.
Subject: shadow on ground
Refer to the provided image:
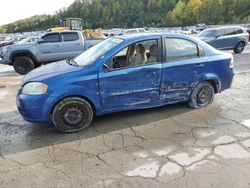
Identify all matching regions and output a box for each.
[0,103,195,156]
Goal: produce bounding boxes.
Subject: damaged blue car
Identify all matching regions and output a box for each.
[17,33,234,132]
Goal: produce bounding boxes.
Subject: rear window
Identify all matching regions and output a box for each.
[165,38,199,62]
[62,32,79,42]
[236,28,243,34]
[224,28,237,36]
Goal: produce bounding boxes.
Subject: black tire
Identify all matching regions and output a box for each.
[52,97,93,133]
[13,56,35,75]
[233,41,245,54]
[188,82,215,109]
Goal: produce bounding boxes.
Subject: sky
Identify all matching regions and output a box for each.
[0,0,75,26]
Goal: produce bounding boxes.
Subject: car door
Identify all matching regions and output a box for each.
[37,33,62,62]
[209,29,225,49]
[223,28,238,49]
[98,38,162,110]
[161,37,206,102]
[61,32,84,59]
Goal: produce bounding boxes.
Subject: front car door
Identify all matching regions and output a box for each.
[209,29,225,49]
[161,37,206,103]
[37,33,62,62]
[98,37,162,111]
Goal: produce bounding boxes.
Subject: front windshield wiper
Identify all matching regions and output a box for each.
[66,59,79,66]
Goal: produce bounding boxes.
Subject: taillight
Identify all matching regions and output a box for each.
[229,56,234,68]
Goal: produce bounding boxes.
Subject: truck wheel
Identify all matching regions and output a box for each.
[233,41,245,54]
[13,56,35,75]
[52,97,93,133]
[188,82,215,109]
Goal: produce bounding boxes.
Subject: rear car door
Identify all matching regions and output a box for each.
[222,28,237,49]
[61,32,84,59]
[161,37,206,102]
[37,33,62,62]
[98,38,162,110]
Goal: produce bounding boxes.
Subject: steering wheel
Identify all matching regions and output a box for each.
[112,57,123,68]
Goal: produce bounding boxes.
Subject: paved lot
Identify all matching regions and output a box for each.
[0,47,250,188]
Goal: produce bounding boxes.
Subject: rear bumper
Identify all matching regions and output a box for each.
[220,70,234,92]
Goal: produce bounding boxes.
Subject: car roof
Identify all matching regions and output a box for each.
[48,30,81,34]
[205,26,243,31]
[117,32,197,41]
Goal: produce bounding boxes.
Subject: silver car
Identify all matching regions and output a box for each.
[197,26,248,53]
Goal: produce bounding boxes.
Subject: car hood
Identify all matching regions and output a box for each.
[9,43,35,50]
[197,36,213,42]
[22,60,82,84]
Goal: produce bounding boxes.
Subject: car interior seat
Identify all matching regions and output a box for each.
[130,43,147,66]
[147,44,157,63]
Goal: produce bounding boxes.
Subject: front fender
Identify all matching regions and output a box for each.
[10,49,38,63]
[45,85,103,117]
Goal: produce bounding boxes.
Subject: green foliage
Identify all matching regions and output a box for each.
[1,0,250,33]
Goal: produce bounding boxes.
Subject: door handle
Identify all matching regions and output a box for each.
[195,63,204,67]
[145,70,156,75]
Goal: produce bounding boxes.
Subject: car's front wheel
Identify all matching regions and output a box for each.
[52,97,93,133]
[233,41,245,54]
[13,56,35,75]
[188,82,215,109]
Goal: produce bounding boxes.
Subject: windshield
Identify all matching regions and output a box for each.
[74,37,124,66]
[197,29,216,37]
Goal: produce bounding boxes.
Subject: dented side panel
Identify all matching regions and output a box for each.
[161,57,207,102]
[99,63,162,109]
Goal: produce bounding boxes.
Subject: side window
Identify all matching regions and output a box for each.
[126,30,138,34]
[138,29,146,33]
[165,38,199,62]
[236,28,243,34]
[224,28,237,36]
[62,32,79,42]
[105,39,158,70]
[216,29,225,37]
[42,33,60,43]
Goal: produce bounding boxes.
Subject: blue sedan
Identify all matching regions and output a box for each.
[17,33,234,132]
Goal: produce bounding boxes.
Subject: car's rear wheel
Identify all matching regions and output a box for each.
[52,97,93,133]
[233,41,245,54]
[188,82,215,109]
[13,56,35,75]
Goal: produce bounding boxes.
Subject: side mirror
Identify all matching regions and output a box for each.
[103,63,112,72]
[37,38,44,44]
[214,35,220,39]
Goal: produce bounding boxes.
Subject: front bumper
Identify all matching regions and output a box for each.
[17,93,50,124]
[0,56,11,65]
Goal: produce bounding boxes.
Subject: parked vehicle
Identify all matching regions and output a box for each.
[0,36,14,47]
[16,33,234,133]
[195,23,207,31]
[0,30,103,74]
[197,26,248,53]
[120,28,147,35]
[244,25,250,41]
[16,36,40,44]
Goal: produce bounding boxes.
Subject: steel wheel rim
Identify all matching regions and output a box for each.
[197,86,212,105]
[62,106,85,127]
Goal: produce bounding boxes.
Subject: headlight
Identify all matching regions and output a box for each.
[22,82,48,95]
